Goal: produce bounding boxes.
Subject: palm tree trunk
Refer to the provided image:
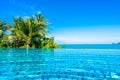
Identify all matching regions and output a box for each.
[26,39,31,48]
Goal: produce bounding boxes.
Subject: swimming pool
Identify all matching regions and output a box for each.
[0,49,120,80]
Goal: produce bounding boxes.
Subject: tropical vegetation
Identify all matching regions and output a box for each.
[0,13,59,48]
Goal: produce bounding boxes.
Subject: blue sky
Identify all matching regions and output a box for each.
[0,0,120,44]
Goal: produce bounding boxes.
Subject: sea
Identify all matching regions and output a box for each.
[59,44,120,49]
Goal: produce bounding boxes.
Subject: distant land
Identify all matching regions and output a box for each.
[112,42,120,45]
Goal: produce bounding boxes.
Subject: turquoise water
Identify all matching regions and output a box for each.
[0,49,120,80]
[60,44,120,49]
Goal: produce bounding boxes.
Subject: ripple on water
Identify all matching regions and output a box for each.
[0,49,120,79]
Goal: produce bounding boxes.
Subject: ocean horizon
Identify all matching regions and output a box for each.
[59,44,120,49]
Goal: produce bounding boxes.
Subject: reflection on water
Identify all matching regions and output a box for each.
[0,48,55,65]
[0,49,55,79]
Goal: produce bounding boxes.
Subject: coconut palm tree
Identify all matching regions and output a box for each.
[0,13,58,48]
[0,21,7,38]
[0,21,11,47]
[10,14,49,48]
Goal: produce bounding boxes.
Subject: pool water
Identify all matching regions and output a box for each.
[0,49,120,80]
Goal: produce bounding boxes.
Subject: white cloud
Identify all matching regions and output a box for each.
[38,11,41,14]
[52,25,120,44]
[54,36,81,44]
[23,16,30,20]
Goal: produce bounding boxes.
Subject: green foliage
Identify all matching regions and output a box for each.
[0,13,59,48]
[41,37,59,48]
